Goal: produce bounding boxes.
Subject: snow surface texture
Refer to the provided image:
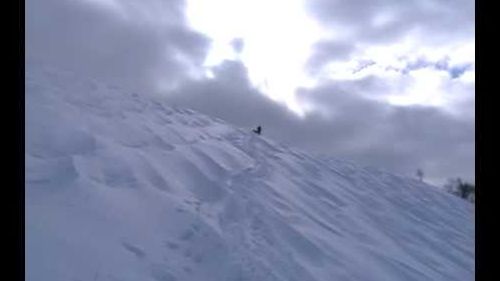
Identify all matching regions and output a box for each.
[26,63,474,281]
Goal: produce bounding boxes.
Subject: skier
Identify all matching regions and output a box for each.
[252,125,262,135]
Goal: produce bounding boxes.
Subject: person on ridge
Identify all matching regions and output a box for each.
[252,125,262,135]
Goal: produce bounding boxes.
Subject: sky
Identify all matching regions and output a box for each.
[26,0,475,186]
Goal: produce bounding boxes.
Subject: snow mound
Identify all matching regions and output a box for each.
[26,63,474,281]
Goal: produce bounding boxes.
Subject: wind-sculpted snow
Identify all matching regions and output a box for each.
[26,63,474,281]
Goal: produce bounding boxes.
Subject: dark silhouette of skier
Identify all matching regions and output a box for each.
[252,125,262,135]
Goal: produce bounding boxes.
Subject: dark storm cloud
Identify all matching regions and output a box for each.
[166,60,474,185]
[26,0,210,94]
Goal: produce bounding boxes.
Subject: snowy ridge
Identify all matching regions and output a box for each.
[26,63,474,281]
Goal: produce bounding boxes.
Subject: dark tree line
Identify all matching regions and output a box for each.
[444,178,475,203]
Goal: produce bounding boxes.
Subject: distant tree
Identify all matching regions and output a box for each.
[416,169,424,182]
[459,182,475,202]
[444,178,475,203]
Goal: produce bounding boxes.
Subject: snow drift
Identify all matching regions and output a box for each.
[26,63,474,281]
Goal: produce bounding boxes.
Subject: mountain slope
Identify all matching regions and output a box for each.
[26,63,474,281]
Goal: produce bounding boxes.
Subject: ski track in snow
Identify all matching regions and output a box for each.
[26,62,474,281]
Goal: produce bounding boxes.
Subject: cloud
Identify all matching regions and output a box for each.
[400,56,472,79]
[306,40,356,74]
[166,60,302,129]
[306,0,474,43]
[26,0,474,185]
[230,38,245,54]
[304,0,475,84]
[448,64,472,79]
[166,59,474,185]
[26,0,210,94]
[297,81,474,185]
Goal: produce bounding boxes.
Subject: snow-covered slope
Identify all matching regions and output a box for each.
[26,63,474,281]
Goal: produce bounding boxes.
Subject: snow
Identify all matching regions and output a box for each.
[26,62,474,281]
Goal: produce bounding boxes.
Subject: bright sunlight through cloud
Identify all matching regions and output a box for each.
[185,0,474,115]
[185,0,326,114]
